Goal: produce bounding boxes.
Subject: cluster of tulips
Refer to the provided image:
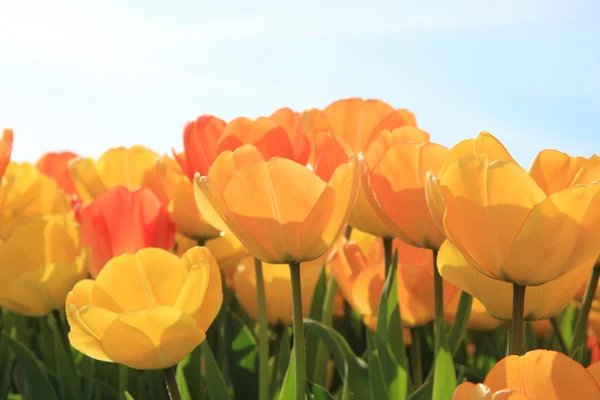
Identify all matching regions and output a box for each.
[1,98,600,400]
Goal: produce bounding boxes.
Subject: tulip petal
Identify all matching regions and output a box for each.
[70,157,108,204]
[484,350,600,398]
[351,267,384,317]
[313,131,351,182]
[182,115,226,179]
[572,155,600,186]
[178,246,223,331]
[208,145,266,193]
[529,149,587,195]
[328,242,369,310]
[96,146,159,191]
[102,306,205,370]
[439,156,546,282]
[168,177,220,240]
[511,183,600,285]
[587,361,600,387]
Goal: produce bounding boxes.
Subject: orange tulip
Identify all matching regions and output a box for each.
[36,151,78,196]
[589,359,600,387]
[194,132,359,264]
[304,98,416,155]
[356,127,448,248]
[216,116,308,166]
[75,187,175,277]
[328,230,458,330]
[269,107,310,165]
[0,128,14,180]
[427,131,600,286]
[445,295,504,331]
[69,146,161,204]
[454,350,600,399]
[173,115,227,181]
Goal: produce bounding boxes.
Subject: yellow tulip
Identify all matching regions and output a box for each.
[0,162,71,240]
[69,146,161,204]
[0,214,88,317]
[438,240,595,321]
[66,247,222,370]
[426,131,600,286]
[445,295,504,331]
[0,128,14,180]
[153,156,220,241]
[194,133,359,264]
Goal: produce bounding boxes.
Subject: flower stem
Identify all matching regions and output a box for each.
[509,284,526,355]
[52,310,71,354]
[410,328,422,387]
[383,238,393,277]
[432,249,444,354]
[289,261,306,400]
[162,365,182,400]
[572,265,600,360]
[549,317,568,354]
[254,257,269,400]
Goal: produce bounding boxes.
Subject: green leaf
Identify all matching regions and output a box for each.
[224,311,258,400]
[432,327,457,400]
[200,341,231,400]
[49,315,81,400]
[181,346,203,400]
[304,319,370,400]
[125,392,135,400]
[312,276,339,387]
[175,363,192,400]
[2,332,59,400]
[306,380,334,400]
[447,292,473,355]
[406,380,433,400]
[0,333,15,400]
[278,348,298,400]
[366,333,387,400]
[561,305,577,351]
[270,326,291,399]
[306,266,328,379]
[376,250,409,399]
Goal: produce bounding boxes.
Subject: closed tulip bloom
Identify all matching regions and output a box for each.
[36,151,78,196]
[194,133,359,264]
[437,240,595,321]
[356,127,448,248]
[445,295,504,331]
[217,116,309,165]
[75,187,175,277]
[0,128,14,179]
[0,214,88,317]
[153,156,220,241]
[0,162,71,240]
[205,234,249,276]
[66,247,222,370]
[269,107,311,165]
[329,230,458,329]
[453,383,529,399]
[173,115,227,181]
[69,146,161,204]
[528,150,597,195]
[454,350,600,399]
[589,360,600,386]
[426,131,600,286]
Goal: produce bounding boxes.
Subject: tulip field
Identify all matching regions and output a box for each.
[2,98,600,400]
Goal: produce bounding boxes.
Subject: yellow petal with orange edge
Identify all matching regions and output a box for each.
[424,171,447,237]
[96,146,158,190]
[169,177,220,239]
[207,145,265,193]
[484,350,600,399]
[439,156,545,282]
[511,182,600,285]
[327,242,368,310]
[572,155,600,186]
[178,246,223,331]
[437,240,593,320]
[69,157,107,203]
[438,131,516,177]
[298,158,359,262]
[348,181,397,238]
[102,306,205,370]
[529,149,587,195]
[94,249,187,311]
[351,267,384,316]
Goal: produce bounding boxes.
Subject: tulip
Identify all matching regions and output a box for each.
[69,146,161,204]
[0,162,72,240]
[453,350,600,399]
[66,247,222,370]
[75,186,175,277]
[36,151,78,196]
[445,295,504,331]
[589,359,600,386]
[356,126,447,248]
[0,214,88,317]
[269,107,310,165]
[329,230,459,330]
[173,115,227,181]
[0,128,14,179]
[217,116,309,165]
[304,98,416,154]
[153,156,220,241]
[437,240,595,321]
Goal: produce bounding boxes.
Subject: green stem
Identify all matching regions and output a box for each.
[162,365,182,400]
[313,277,338,386]
[52,310,71,354]
[289,261,306,400]
[549,317,568,354]
[344,224,353,239]
[432,249,444,354]
[509,284,526,356]
[383,238,393,277]
[410,328,422,387]
[572,265,600,360]
[254,258,269,400]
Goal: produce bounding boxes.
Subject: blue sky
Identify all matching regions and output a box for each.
[1,0,598,168]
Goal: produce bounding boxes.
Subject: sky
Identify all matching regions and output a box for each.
[0,0,598,168]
